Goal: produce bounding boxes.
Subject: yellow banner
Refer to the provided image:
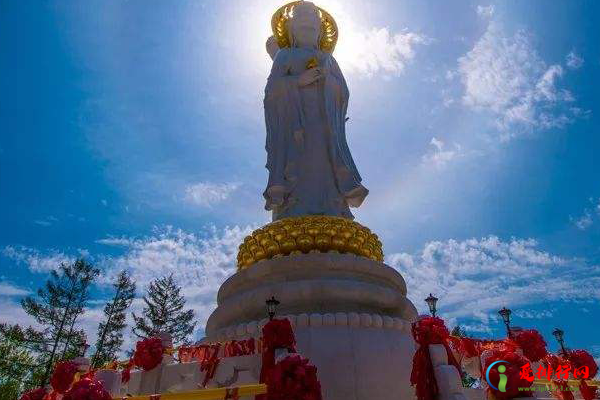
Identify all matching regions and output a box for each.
[113,384,267,400]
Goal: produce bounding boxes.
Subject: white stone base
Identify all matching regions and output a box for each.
[204,253,420,400]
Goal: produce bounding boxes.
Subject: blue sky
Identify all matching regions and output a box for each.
[1,0,599,359]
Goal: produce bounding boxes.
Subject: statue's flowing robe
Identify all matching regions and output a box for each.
[263,47,368,220]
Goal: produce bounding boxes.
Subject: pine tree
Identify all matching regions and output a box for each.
[132,275,196,345]
[91,271,136,368]
[0,324,43,400]
[21,259,99,386]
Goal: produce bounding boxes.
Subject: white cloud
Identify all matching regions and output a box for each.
[0,281,30,296]
[570,198,600,230]
[572,212,593,230]
[183,182,240,207]
[97,225,253,338]
[513,309,554,319]
[0,298,38,328]
[421,137,462,169]
[476,5,495,18]
[337,28,429,77]
[33,216,59,227]
[386,236,600,330]
[326,2,430,79]
[458,23,582,138]
[2,246,79,273]
[566,51,584,69]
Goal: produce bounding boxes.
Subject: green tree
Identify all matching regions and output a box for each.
[0,323,44,400]
[21,259,99,386]
[451,325,478,388]
[132,275,196,345]
[91,271,136,368]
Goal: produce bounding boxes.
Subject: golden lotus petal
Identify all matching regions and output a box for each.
[297,234,314,252]
[347,238,361,252]
[265,241,280,257]
[306,224,321,236]
[280,238,296,254]
[315,234,331,251]
[331,235,346,251]
[253,248,267,260]
[360,246,372,258]
[339,229,353,239]
[289,227,303,238]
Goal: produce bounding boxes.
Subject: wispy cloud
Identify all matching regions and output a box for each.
[183,182,240,207]
[2,246,81,273]
[421,137,463,169]
[0,281,30,296]
[337,28,430,77]
[566,51,584,70]
[33,216,59,227]
[457,23,583,139]
[326,1,430,79]
[570,198,600,230]
[476,5,495,18]
[386,236,600,331]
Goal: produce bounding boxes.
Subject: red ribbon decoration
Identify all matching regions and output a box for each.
[565,349,598,400]
[18,388,47,400]
[50,361,78,394]
[410,316,462,400]
[199,343,222,388]
[121,358,134,383]
[256,318,297,400]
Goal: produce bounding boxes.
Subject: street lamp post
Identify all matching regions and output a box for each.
[78,341,90,357]
[552,327,567,355]
[425,293,438,318]
[498,307,512,338]
[265,296,280,321]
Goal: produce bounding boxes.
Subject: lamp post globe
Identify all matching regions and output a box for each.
[552,327,567,355]
[265,296,280,321]
[424,293,438,318]
[498,307,512,338]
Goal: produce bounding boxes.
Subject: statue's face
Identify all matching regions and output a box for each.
[289,3,321,49]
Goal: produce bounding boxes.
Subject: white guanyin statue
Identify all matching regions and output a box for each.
[263,1,369,221]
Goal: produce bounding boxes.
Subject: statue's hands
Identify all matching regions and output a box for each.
[298,67,326,86]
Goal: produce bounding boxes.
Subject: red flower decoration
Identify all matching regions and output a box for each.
[18,387,47,400]
[262,319,296,351]
[62,377,112,400]
[50,360,78,393]
[512,329,547,362]
[266,354,322,400]
[484,350,533,399]
[567,349,598,379]
[133,337,164,371]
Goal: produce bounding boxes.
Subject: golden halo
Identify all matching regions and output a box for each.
[271,1,338,53]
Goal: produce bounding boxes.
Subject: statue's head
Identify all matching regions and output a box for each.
[267,1,338,59]
[288,2,321,49]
